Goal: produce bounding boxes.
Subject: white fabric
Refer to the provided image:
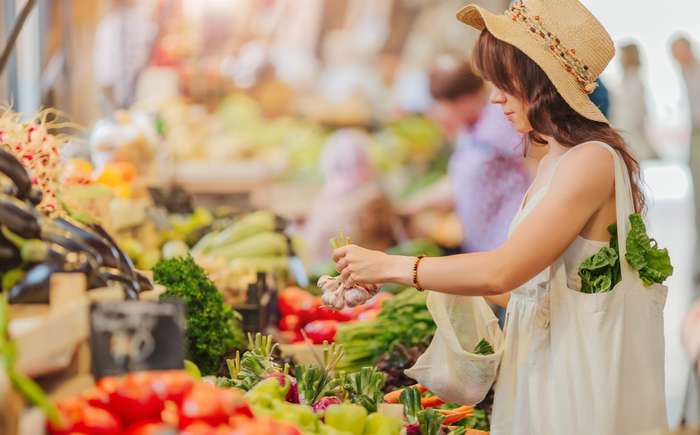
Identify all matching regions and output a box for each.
[491,142,668,435]
[405,292,504,405]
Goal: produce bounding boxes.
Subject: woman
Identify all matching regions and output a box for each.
[403,60,529,254]
[333,1,668,434]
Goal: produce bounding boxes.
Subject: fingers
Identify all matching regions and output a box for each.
[332,245,350,262]
[340,268,353,286]
[336,258,349,273]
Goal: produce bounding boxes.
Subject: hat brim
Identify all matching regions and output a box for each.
[457,4,609,124]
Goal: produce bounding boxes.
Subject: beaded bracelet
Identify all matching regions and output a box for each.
[413,255,426,292]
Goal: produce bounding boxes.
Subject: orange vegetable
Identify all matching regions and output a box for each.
[420,396,445,408]
[383,384,430,404]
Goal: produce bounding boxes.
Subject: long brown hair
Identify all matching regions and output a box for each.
[473,30,645,213]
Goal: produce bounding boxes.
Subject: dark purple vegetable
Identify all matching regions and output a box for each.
[0,148,32,201]
[404,422,420,435]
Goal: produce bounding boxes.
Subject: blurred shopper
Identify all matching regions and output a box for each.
[402,60,529,254]
[94,0,156,113]
[303,129,397,265]
[672,36,700,281]
[611,43,658,161]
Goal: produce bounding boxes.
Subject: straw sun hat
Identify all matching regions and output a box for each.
[457,0,613,123]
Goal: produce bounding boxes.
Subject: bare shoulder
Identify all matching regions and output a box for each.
[549,141,615,201]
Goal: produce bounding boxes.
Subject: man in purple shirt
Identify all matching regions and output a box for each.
[402,60,530,254]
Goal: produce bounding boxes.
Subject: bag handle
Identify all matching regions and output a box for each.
[594,142,637,283]
[549,142,638,286]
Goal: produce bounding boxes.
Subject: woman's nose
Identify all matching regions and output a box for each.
[490,89,506,105]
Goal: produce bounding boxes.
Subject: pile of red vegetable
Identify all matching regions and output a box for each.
[47,370,300,435]
[277,287,390,344]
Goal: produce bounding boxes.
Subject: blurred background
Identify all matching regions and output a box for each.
[1,0,699,426]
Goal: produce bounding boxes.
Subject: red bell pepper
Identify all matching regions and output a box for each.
[302,320,338,344]
[110,372,167,424]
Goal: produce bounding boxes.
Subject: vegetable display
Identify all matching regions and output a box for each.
[578,213,673,293]
[154,256,245,375]
[336,288,435,373]
[0,148,153,302]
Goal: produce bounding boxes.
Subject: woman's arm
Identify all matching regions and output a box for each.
[334,144,615,295]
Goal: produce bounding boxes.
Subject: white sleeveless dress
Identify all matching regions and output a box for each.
[490,143,668,435]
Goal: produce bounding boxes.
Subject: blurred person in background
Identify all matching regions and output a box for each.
[94,0,156,113]
[401,60,529,257]
[611,43,658,161]
[303,129,397,265]
[672,35,700,282]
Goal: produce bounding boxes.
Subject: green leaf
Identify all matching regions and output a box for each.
[625,214,673,287]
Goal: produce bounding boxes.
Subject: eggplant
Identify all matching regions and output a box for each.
[96,269,139,300]
[88,224,141,290]
[0,148,32,201]
[0,195,40,238]
[135,272,154,291]
[0,230,20,271]
[53,218,121,269]
[27,187,43,206]
[7,254,64,304]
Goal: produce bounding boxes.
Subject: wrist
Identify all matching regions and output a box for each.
[385,255,416,286]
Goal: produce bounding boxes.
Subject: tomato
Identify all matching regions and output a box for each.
[278,314,301,331]
[302,320,338,344]
[110,372,166,424]
[48,398,123,435]
[178,383,246,428]
[123,421,178,435]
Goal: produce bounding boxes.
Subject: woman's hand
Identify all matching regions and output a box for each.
[333,244,413,286]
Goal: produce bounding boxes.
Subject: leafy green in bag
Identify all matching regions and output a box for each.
[578,213,672,293]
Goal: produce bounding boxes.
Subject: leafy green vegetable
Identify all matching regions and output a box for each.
[400,386,422,423]
[336,288,435,371]
[418,408,445,435]
[222,333,283,391]
[295,342,344,406]
[337,367,386,413]
[578,214,673,293]
[154,255,245,375]
[625,214,674,286]
[473,338,494,355]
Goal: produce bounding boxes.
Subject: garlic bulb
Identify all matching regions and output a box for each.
[344,287,370,307]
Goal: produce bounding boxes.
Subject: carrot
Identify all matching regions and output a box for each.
[465,430,490,435]
[442,410,473,425]
[420,396,445,408]
[383,389,403,404]
[384,384,430,404]
[437,405,473,416]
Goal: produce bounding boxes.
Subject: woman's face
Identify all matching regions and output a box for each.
[490,87,532,133]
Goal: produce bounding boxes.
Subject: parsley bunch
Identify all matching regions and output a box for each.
[154,255,244,375]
